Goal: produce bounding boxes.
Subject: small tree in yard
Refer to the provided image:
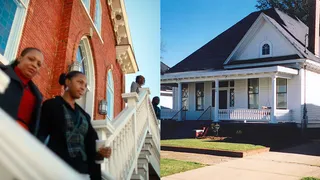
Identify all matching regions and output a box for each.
[256,0,309,24]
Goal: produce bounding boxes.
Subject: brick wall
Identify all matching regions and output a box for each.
[18,0,124,120]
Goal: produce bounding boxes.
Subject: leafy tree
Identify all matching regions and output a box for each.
[256,0,309,24]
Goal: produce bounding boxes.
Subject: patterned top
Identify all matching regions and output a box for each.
[62,104,89,161]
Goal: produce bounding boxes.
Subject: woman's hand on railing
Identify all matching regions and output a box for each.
[98,147,112,158]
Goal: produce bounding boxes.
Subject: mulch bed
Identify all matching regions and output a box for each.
[161,145,270,158]
[198,136,309,151]
[197,136,228,141]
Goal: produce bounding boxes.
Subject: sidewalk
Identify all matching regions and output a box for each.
[162,141,320,180]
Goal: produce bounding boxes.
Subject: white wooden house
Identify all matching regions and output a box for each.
[161,3,320,128]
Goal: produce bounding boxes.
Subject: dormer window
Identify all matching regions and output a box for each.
[262,44,270,55]
[260,41,272,57]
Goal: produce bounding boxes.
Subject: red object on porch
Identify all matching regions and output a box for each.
[195,127,209,137]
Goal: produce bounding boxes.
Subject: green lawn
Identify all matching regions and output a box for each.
[301,177,320,180]
[161,139,265,152]
[161,158,205,177]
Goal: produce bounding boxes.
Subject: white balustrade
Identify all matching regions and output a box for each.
[94,88,160,180]
[0,109,86,180]
[0,67,160,180]
[218,109,271,121]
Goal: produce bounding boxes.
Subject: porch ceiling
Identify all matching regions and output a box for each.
[161,66,298,84]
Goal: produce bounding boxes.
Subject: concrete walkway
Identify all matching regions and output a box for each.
[162,141,320,180]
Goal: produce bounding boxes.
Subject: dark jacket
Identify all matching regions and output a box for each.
[38,96,101,180]
[0,64,43,135]
[153,104,161,120]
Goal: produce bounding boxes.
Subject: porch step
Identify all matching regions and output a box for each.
[131,174,145,180]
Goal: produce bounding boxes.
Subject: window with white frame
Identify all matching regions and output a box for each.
[262,44,270,55]
[82,0,90,12]
[181,84,188,110]
[230,81,235,108]
[94,0,102,33]
[106,70,114,120]
[248,78,259,109]
[260,41,272,57]
[0,0,29,63]
[276,78,287,109]
[75,37,95,117]
[196,83,204,111]
[211,80,234,108]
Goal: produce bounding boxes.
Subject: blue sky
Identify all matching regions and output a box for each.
[161,0,257,67]
[124,0,160,98]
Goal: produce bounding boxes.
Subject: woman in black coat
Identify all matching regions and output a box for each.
[0,47,43,135]
[38,71,111,180]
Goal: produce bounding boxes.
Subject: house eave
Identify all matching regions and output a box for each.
[161,66,298,84]
[224,59,305,69]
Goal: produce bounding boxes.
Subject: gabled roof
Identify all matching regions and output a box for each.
[167,8,320,74]
[161,61,170,75]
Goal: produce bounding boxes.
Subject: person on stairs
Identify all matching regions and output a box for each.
[0,47,43,135]
[130,75,145,93]
[38,71,111,180]
[152,96,161,120]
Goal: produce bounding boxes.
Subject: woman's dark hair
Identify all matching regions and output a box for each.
[59,71,84,87]
[152,96,160,105]
[11,47,42,67]
[135,75,143,83]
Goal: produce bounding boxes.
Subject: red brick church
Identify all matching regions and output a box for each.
[0,0,138,120]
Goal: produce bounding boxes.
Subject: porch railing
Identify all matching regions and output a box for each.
[161,109,179,120]
[197,106,212,120]
[170,107,186,121]
[218,109,271,121]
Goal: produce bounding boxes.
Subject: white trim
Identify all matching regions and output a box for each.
[161,66,299,83]
[224,59,305,69]
[224,13,304,65]
[94,0,102,34]
[77,37,96,118]
[248,78,260,109]
[81,0,91,12]
[106,69,115,120]
[79,0,104,43]
[2,0,30,62]
[181,83,189,110]
[224,14,265,65]
[271,76,277,123]
[0,54,9,65]
[260,41,272,57]
[262,14,304,58]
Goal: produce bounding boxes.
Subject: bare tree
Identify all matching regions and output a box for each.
[256,0,309,24]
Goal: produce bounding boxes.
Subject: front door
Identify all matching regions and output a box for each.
[219,90,228,109]
[212,90,228,109]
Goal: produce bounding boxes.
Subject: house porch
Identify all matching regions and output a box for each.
[161,66,299,123]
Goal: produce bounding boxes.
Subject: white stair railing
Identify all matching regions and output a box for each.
[0,68,160,180]
[0,69,85,180]
[93,88,160,180]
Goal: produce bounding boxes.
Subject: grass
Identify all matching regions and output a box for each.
[161,139,265,152]
[301,178,320,180]
[161,158,205,177]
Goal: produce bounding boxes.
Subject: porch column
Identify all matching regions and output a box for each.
[177,82,182,121]
[214,79,219,122]
[271,76,277,123]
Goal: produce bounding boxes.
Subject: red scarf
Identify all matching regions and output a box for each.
[14,67,36,130]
